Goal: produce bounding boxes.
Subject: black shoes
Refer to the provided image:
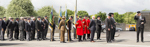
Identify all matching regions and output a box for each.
[60,42,66,43]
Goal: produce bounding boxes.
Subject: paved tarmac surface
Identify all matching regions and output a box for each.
[1,31,150,47]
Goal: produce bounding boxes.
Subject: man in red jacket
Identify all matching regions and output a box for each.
[86,16,91,39]
[76,16,83,42]
[82,16,87,41]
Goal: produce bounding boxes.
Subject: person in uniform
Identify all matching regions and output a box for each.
[7,18,15,41]
[0,17,7,41]
[89,16,96,42]
[110,13,116,42]
[44,16,49,39]
[31,17,36,40]
[82,16,87,41]
[76,16,83,42]
[0,18,3,40]
[25,18,32,41]
[41,18,45,40]
[36,16,42,41]
[105,13,113,43]
[96,16,102,40]
[86,16,91,39]
[67,16,73,41]
[59,16,66,43]
[6,17,11,38]
[134,11,146,43]
[50,15,56,41]
[19,17,25,41]
[14,18,19,40]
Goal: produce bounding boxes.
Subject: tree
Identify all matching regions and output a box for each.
[77,10,88,17]
[113,12,125,23]
[123,12,136,24]
[5,0,34,17]
[37,6,58,25]
[62,9,74,17]
[142,9,150,11]
[0,6,6,17]
[95,12,107,21]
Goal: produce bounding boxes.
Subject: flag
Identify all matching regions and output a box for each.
[65,6,69,23]
[49,6,53,29]
[58,6,62,24]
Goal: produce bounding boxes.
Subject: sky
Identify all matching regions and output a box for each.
[0,0,150,15]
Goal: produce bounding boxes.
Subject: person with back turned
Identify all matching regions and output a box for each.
[105,13,113,43]
[67,16,73,41]
[7,18,15,41]
[89,15,96,42]
[134,11,146,43]
[96,16,102,40]
[19,17,25,41]
[76,16,83,42]
[59,16,66,43]
[14,18,19,40]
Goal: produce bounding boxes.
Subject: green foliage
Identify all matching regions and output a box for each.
[77,10,88,17]
[95,12,107,21]
[113,12,125,23]
[142,9,150,11]
[5,0,34,17]
[0,6,6,17]
[123,12,136,24]
[62,9,74,17]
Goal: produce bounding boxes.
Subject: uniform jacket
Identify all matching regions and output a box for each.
[86,19,91,34]
[134,15,146,28]
[59,19,66,31]
[76,20,83,36]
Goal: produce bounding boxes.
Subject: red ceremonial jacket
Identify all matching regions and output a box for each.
[76,20,83,36]
[82,19,87,34]
[86,19,91,34]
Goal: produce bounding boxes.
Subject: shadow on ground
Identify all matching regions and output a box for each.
[0,43,23,46]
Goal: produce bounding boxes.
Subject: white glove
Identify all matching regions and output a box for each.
[66,26,69,30]
[141,22,144,24]
[73,25,76,29]
[49,26,52,30]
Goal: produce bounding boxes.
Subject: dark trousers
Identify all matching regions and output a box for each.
[44,28,48,38]
[14,29,19,39]
[37,31,44,39]
[50,28,55,40]
[0,29,6,40]
[106,30,111,42]
[20,30,24,40]
[97,29,102,39]
[7,29,9,38]
[9,29,13,40]
[23,31,26,39]
[67,30,72,41]
[83,34,86,40]
[87,34,90,39]
[31,30,35,39]
[90,30,95,41]
[137,27,144,42]
[26,31,31,40]
[111,28,116,40]
[73,28,77,39]
[78,35,82,41]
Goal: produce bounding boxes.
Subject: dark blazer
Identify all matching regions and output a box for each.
[89,19,96,31]
[41,21,45,31]
[2,20,6,30]
[0,21,2,29]
[110,17,116,28]
[44,19,49,29]
[96,19,102,31]
[14,20,19,30]
[105,18,112,31]
[19,20,25,30]
[7,21,15,30]
[134,15,146,28]
[25,22,31,32]
[31,20,35,31]
[6,20,10,26]
[36,20,42,31]
[67,20,72,30]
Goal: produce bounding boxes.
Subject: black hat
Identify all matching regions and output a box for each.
[37,16,41,18]
[70,16,73,18]
[27,18,30,20]
[84,15,87,17]
[79,16,82,18]
[16,18,19,19]
[88,16,90,18]
[137,11,141,13]
[108,13,114,16]
[24,18,27,19]
[97,16,100,18]
[10,18,13,20]
[45,16,47,17]
[41,18,44,20]
[3,17,6,18]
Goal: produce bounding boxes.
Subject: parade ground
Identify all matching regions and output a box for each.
[1,31,150,47]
